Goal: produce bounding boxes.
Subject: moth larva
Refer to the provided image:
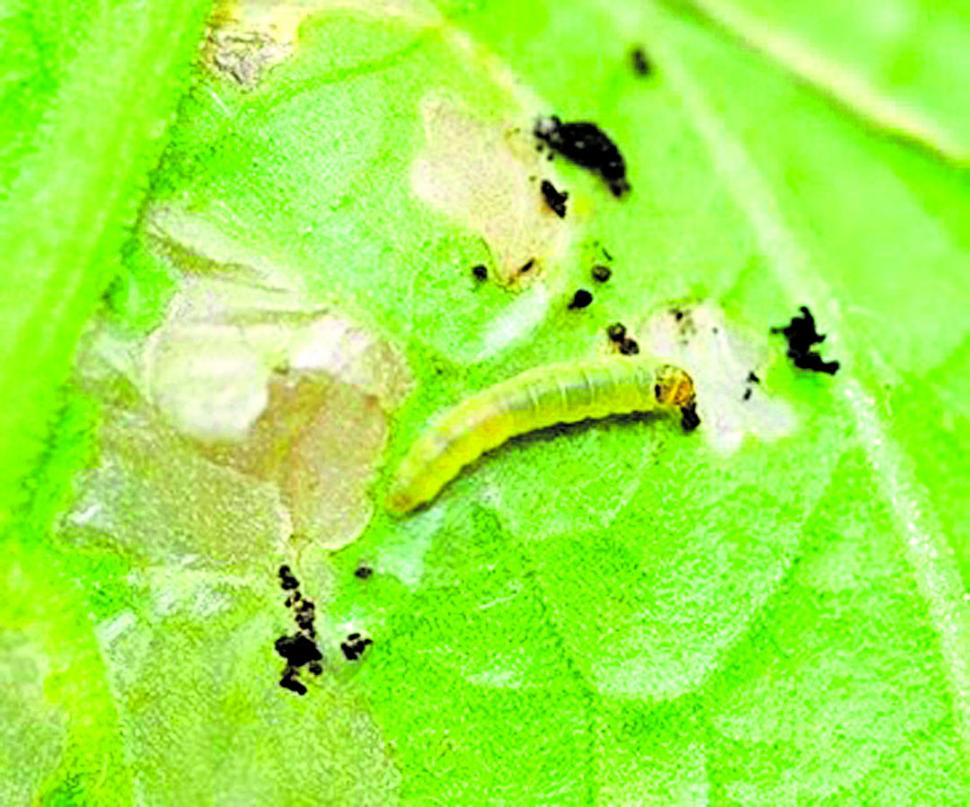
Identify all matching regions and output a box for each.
[387,358,697,514]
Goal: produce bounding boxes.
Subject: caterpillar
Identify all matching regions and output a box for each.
[387,358,698,514]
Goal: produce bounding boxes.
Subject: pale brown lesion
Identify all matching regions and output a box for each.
[410,96,572,288]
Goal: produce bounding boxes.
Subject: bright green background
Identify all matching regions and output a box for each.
[1,0,968,803]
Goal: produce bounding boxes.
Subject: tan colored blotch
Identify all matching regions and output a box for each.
[65,207,412,557]
[411,96,571,288]
[204,0,440,87]
[642,302,796,453]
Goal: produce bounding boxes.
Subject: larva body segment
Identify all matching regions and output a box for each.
[387,358,695,514]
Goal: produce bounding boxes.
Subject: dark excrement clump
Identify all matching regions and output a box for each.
[472,264,488,281]
[540,179,568,218]
[519,258,536,275]
[771,306,840,375]
[680,402,701,432]
[279,668,307,696]
[534,116,630,197]
[278,564,299,590]
[294,599,316,634]
[607,322,627,343]
[631,46,652,76]
[619,337,640,355]
[591,264,612,283]
[354,564,374,580]
[742,371,760,402]
[340,632,373,662]
[274,564,323,695]
[275,633,323,668]
[568,289,593,309]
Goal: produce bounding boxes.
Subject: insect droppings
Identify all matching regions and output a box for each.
[771,306,840,374]
[279,669,307,695]
[631,46,652,76]
[742,370,760,402]
[275,633,323,668]
[278,564,299,590]
[472,264,488,281]
[387,358,697,513]
[591,264,612,283]
[569,289,593,309]
[534,115,630,197]
[354,564,373,580]
[519,258,536,274]
[540,179,568,218]
[607,322,627,343]
[274,564,323,695]
[340,632,373,661]
[619,337,640,355]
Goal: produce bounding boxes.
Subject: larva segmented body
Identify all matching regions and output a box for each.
[387,358,697,514]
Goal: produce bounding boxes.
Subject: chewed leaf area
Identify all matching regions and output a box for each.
[643,301,797,453]
[411,95,573,287]
[62,207,412,561]
[204,0,440,86]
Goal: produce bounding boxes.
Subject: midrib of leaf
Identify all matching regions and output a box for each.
[670,0,969,165]
[0,0,213,530]
[641,0,970,755]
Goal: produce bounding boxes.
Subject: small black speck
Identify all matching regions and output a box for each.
[631,46,652,76]
[747,371,760,384]
[619,338,640,355]
[519,258,535,274]
[294,600,316,633]
[591,264,612,283]
[568,289,593,309]
[540,179,568,218]
[278,565,300,591]
[743,388,753,402]
[681,403,701,432]
[601,246,614,261]
[341,634,374,662]
[672,308,684,322]
[279,668,307,696]
[607,322,627,342]
[472,264,488,281]
[771,306,840,375]
[308,661,323,676]
[354,565,374,580]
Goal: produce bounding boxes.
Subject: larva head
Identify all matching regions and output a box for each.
[653,364,696,409]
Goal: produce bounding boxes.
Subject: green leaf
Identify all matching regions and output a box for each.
[3,0,968,802]
[676,0,970,163]
[0,0,213,527]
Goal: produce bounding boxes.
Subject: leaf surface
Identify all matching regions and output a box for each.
[3,0,968,802]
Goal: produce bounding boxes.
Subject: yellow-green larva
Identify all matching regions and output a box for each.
[387,358,697,514]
